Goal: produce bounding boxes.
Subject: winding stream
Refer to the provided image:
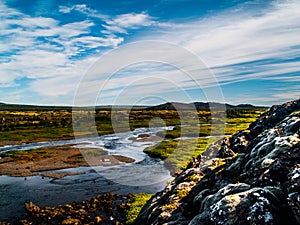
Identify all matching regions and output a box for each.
[0,127,173,222]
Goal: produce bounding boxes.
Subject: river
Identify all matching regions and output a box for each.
[0,127,173,222]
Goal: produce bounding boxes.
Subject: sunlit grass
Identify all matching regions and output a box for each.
[0,108,264,145]
[125,193,153,225]
[144,137,221,174]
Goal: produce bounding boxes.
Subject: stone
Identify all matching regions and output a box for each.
[200,183,251,212]
[135,99,300,225]
[61,218,82,225]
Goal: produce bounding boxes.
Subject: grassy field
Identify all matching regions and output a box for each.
[0,108,264,173]
[0,108,263,143]
[143,109,263,173]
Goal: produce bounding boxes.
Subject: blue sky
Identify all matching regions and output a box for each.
[0,0,299,106]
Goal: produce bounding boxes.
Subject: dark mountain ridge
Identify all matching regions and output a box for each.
[146,102,267,110]
[0,103,145,111]
[0,102,266,111]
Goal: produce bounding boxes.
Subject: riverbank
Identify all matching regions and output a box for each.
[0,145,135,178]
[0,136,75,148]
[0,128,172,223]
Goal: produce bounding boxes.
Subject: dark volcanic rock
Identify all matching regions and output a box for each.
[135,99,300,225]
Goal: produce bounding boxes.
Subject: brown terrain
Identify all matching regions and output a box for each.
[0,145,135,178]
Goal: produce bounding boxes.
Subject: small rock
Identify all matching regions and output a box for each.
[61,218,82,225]
[94,216,103,224]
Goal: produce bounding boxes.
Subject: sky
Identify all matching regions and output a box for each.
[0,0,299,106]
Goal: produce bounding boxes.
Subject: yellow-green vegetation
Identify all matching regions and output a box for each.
[164,137,220,172]
[0,145,83,160]
[290,109,300,116]
[176,188,190,200]
[0,108,264,145]
[0,110,74,143]
[144,137,220,173]
[0,148,53,160]
[125,193,153,225]
[161,185,193,213]
[143,109,264,173]
[225,110,264,134]
[184,173,203,183]
[157,125,206,139]
[80,148,107,157]
[162,201,178,212]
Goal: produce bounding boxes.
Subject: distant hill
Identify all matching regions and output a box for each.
[0,103,73,111]
[146,102,267,110]
[0,103,146,111]
[0,102,266,111]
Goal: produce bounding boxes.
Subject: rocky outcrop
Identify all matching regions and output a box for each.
[135,99,300,225]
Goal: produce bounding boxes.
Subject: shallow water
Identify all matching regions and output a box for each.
[0,127,173,222]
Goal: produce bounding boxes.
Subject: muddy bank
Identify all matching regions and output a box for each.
[0,146,135,178]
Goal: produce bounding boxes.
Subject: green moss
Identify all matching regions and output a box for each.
[176,189,190,200]
[143,140,179,159]
[162,201,178,212]
[81,148,107,156]
[0,150,20,158]
[125,193,153,225]
[184,174,202,183]
[144,137,220,173]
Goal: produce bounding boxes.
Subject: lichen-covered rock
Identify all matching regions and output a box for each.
[190,186,285,225]
[287,165,300,223]
[199,183,251,212]
[135,99,300,225]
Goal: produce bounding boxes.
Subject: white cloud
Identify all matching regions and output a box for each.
[273,92,300,101]
[104,12,155,34]
[71,35,124,48]
[124,0,300,104]
[59,4,107,19]
[111,13,154,28]
[0,2,159,104]
[177,3,300,68]
[1,0,300,105]
[0,2,124,93]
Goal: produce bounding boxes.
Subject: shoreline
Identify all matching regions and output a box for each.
[0,136,75,148]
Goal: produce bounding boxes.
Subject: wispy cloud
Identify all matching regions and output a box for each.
[0,2,159,104]
[125,0,300,104]
[0,2,121,90]
[59,4,108,19]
